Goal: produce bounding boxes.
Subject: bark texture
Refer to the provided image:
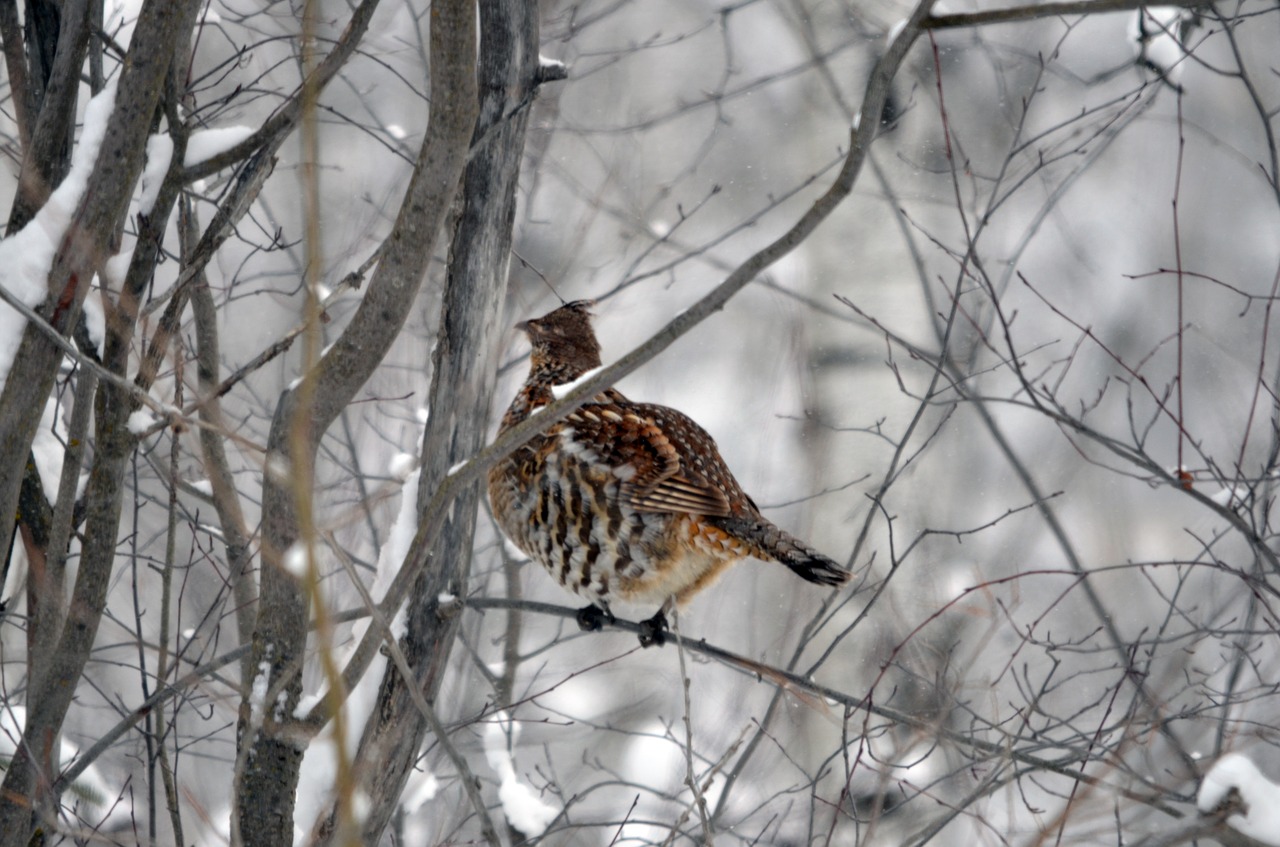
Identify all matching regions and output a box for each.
[232,1,479,844]
[311,1,541,839]
[0,2,203,842]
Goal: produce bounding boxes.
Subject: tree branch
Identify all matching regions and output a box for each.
[922,0,1204,30]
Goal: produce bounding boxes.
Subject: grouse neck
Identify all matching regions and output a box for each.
[499,372,561,431]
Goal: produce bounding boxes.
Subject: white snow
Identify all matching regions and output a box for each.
[294,693,324,720]
[249,660,271,726]
[197,522,224,541]
[550,365,605,400]
[81,286,105,358]
[388,452,417,480]
[886,18,908,45]
[265,453,291,482]
[446,460,467,476]
[183,126,255,167]
[851,111,862,131]
[386,124,407,140]
[484,712,559,837]
[293,470,422,841]
[189,478,214,496]
[400,768,439,814]
[101,249,133,294]
[103,1,143,50]
[1198,753,1280,844]
[1131,7,1188,82]
[30,397,68,502]
[502,537,528,561]
[1211,485,1247,506]
[940,564,982,604]
[0,81,117,395]
[415,406,430,424]
[350,790,370,824]
[538,55,566,72]
[437,592,456,604]
[139,133,174,216]
[127,409,158,434]
[282,542,310,578]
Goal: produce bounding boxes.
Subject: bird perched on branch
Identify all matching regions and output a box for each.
[488,300,849,647]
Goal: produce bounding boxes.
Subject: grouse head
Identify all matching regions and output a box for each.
[518,300,602,383]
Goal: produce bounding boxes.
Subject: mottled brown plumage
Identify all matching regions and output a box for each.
[488,300,849,646]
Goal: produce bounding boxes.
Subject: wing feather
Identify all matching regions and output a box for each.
[561,401,736,517]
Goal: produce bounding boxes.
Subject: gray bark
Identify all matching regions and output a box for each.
[0,0,89,573]
[310,0,540,840]
[0,3,203,842]
[188,195,259,690]
[233,1,479,844]
[8,0,89,231]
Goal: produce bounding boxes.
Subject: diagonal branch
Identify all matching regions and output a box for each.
[923,0,1205,30]
[325,0,943,728]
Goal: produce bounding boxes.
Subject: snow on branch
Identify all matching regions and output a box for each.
[1130,6,1197,84]
[0,81,117,393]
[483,712,559,837]
[535,54,568,84]
[1198,753,1280,845]
[184,126,255,168]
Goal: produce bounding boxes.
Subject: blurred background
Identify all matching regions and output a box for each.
[3,0,1279,844]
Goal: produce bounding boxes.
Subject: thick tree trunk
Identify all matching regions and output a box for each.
[310,1,541,842]
[232,2,479,844]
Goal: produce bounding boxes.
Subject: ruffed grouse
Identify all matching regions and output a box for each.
[488,301,850,647]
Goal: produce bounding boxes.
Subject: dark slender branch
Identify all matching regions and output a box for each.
[181,0,382,182]
[461,597,1188,820]
[923,0,1204,30]
[0,1,34,149]
[53,644,252,793]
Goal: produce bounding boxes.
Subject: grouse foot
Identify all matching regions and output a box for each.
[638,610,669,648]
[576,604,615,632]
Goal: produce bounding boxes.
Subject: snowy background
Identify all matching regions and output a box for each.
[2,0,1280,844]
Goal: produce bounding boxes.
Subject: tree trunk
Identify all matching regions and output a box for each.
[232,1,479,844]
[310,0,541,842]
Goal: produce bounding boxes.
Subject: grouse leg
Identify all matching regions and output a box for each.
[576,604,615,633]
